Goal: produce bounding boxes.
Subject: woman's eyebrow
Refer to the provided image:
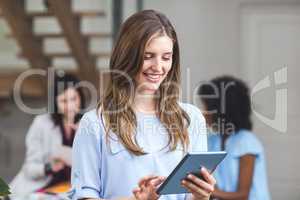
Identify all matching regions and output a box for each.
[144,51,155,55]
[144,51,173,55]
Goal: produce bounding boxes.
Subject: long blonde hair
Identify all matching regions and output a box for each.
[98,10,190,155]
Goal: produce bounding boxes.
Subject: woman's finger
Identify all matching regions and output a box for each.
[70,123,79,130]
[186,174,214,193]
[201,167,217,185]
[149,176,166,187]
[181,180,210,197]
[132,188,140,198]
[138,175,158,186]
[132,187,141,194]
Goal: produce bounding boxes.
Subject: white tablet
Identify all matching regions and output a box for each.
[157,151,227,195]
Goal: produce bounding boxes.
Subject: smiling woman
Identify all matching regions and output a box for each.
[100,9,187,156]
[70,10,214,200]
[134,34,173,94]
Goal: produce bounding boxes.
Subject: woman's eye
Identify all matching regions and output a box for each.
[163,56,171,61]
[144,55,152,60]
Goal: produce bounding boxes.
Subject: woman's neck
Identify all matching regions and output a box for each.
[133,93,158,114]
[63,115,74,124]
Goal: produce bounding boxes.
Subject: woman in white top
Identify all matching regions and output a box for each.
[10,73,85,198]
[71,10,215,200]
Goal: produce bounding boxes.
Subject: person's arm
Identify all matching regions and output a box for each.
[212,154,255,200]
[81,197,135,200]
[23,116,48,179]
[71,114,103,199]
[52,145,73,166]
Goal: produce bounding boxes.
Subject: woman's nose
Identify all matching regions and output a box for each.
[152,58,163,72]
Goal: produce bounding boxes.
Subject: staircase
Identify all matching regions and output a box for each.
[0,0,112,96]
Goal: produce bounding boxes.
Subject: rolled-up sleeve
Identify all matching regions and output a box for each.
[70,113,102,200]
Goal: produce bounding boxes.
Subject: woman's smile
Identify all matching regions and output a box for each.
[143,72,164,83]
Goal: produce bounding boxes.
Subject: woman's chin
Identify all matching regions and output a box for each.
[137,88,159,96]
[136,84,161,95]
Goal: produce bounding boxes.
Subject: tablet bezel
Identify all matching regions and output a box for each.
[157,151,227,195]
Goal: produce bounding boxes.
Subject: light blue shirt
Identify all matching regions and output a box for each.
[208,129,271,200]
[70,103,208,200]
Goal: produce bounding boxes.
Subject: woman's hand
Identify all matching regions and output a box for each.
[133,175,165,200]
[69,123,79,131]
[181,167,216,200]
[50,158,66,172]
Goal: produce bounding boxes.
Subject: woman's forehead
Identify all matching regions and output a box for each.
[144,33,173,53]
[57,88,78,99]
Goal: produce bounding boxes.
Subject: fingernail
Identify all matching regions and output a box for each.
[187,174,192,179]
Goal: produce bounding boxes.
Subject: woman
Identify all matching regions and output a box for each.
[71,10,215,200]
[10,73,85,197]
[198,76,270,200]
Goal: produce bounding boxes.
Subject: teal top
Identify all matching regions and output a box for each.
[208,129,271,200]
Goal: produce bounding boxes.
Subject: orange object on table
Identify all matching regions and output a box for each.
[44,181,71,194]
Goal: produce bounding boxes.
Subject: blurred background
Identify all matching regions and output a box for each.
[0,0,299,199]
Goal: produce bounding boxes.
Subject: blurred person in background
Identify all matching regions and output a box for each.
[9,73,86,198]
[198,76,270,200]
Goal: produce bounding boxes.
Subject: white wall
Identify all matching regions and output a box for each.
[123,0,242,101]
[141,0,300,101]
[131,1,300,199]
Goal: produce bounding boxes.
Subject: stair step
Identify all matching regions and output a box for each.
[0,10,106,18]
[6,32,111,39]
[18,52,110,58]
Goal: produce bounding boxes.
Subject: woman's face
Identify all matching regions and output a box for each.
[135,34,173,95]
[56,88,81,119]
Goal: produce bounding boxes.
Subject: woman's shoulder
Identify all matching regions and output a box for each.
[179,102,199,111]
[79,109,101,129]
[179,102,208,151]
[77,109,104,137]
[235,129,262,144]
[34,113,52,121]
[230,129,264,156]
[32,113,54,127]
[81,109,99,122]
[179,102,205,121]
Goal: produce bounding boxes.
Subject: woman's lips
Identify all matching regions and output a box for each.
[143,72,163,83]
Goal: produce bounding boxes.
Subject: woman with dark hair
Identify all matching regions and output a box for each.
[198,76,270,200]
[10,73,85,198]
[71,10,215,200]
